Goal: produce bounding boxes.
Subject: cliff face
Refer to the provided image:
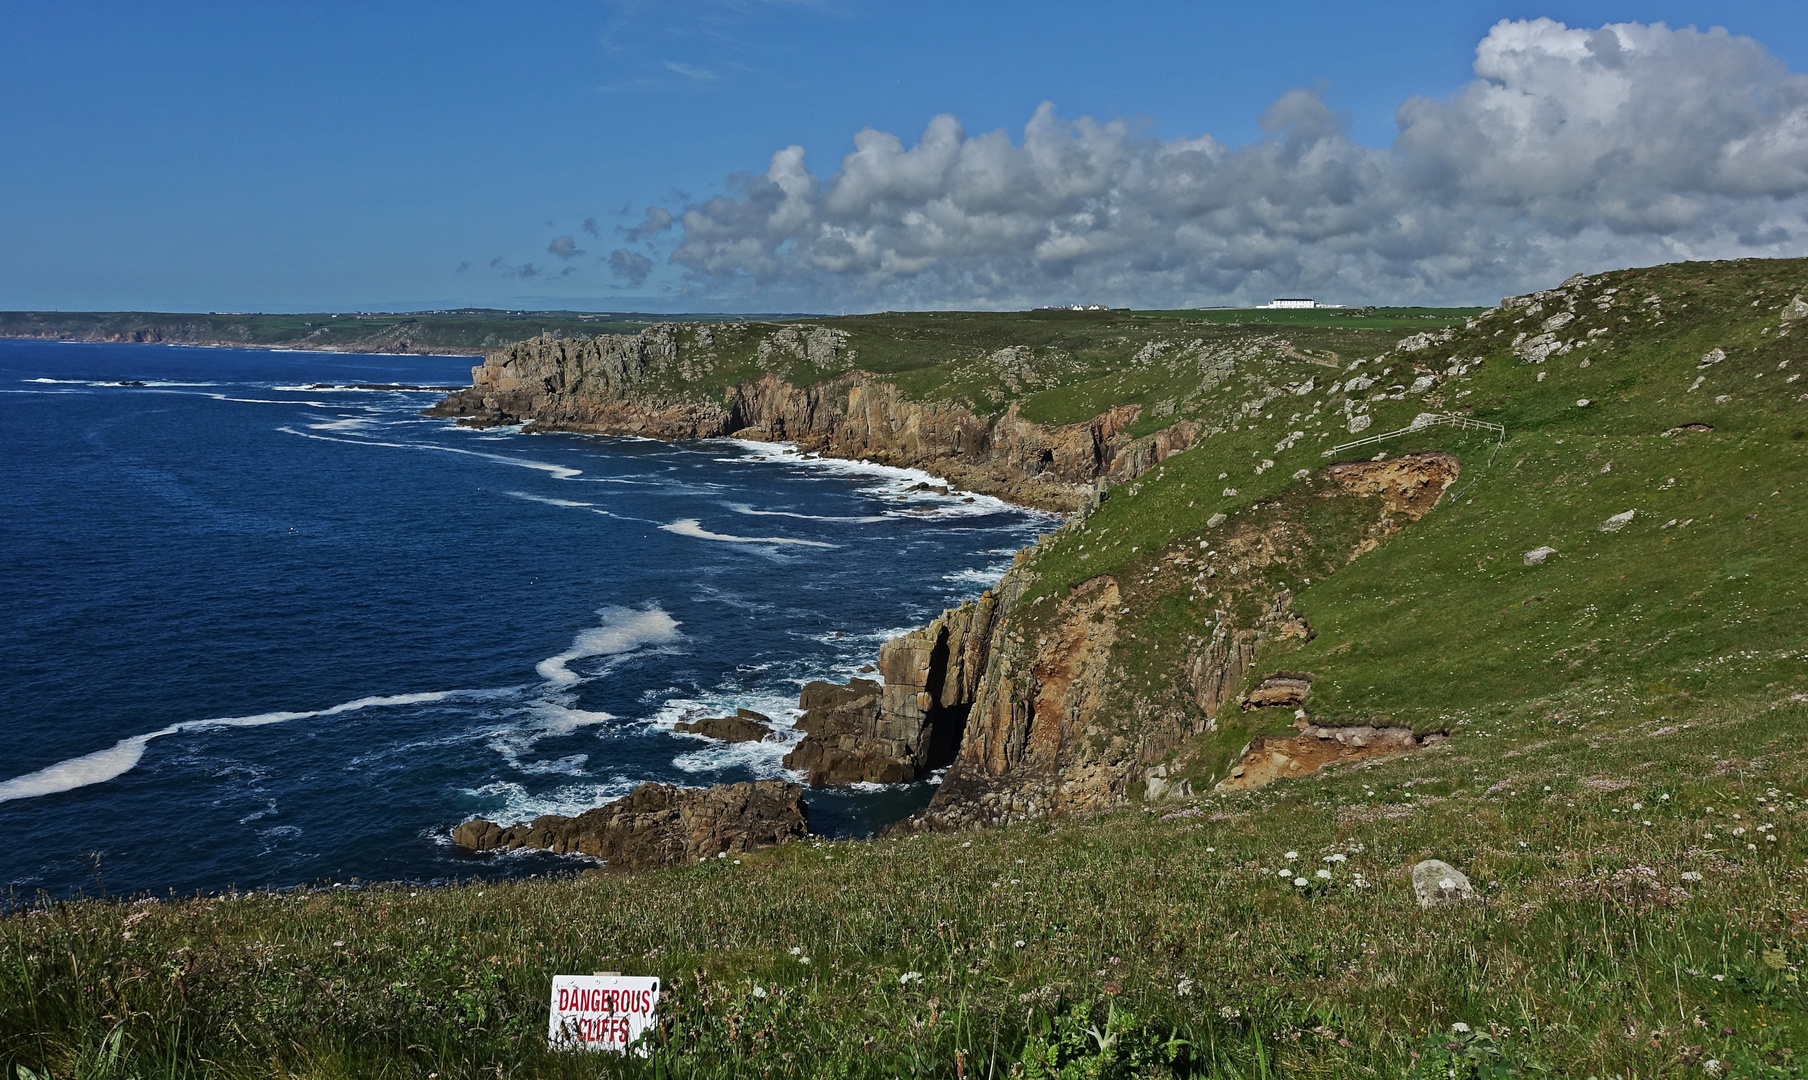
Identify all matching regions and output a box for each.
[887,451,1460,831]
[424,327,1198,510]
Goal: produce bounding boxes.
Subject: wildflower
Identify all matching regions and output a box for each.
[1316,869,1332,880]
[900,972,922,985]
[1733,828,1746,836]
[1713,974,1725,982]
[1544,786,1551,791]
[1451,1022,1471,1033]
[1218,1005,1241,1020]
[753,985,767,998]
[332,940,346,947]
[1661,794,1670,801]
[1680,871,1703,882]
[1103,981,1123,995]
[1705,1059,1722,1077]
[1013,940,1026,948]
[1284,851,1299,860]
[1178,977,1194,997]
[1632,802,1643,810]
[1644,821,1653,827]
[789,946,803,955]
[1205,846,1215,852]
[1294,877,1309,887]
[1324,853,1347,863]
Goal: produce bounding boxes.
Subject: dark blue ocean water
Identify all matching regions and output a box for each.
[0,340,1046,900]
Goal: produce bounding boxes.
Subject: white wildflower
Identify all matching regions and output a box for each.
[1451,1022,1471,1033]
[899,972,922,985]
[752,986,767,998]
[1294,877,1309,887]
[1284,851,1299,860]
[1316,869,1332,880]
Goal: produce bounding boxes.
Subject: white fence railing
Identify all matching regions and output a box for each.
[1324,412,1506,463]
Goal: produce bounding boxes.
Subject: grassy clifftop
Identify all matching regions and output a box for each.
[5,259,1807,1078]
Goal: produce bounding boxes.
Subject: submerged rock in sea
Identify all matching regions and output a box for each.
[674,709,773,743]
[452,780,808,872]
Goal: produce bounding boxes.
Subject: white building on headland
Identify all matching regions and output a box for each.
[1262,298,1320,309]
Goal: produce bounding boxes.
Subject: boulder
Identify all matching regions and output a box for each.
[1412,859,1477,908]
[675,709,773,743]
[451,780,809,872]
[1243,671,1313,709]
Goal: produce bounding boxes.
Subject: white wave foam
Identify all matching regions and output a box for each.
[307,415,375,432]
[724,502,888,524]
[660,518,837,548]
[278,426,584,480]
[463,779,640,824]
[506,491,595,509]
[943,564,1012,588]
[535,607,681,686]
[0,690,476,804]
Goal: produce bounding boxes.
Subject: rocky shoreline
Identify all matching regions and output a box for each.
[435,324,1466,868]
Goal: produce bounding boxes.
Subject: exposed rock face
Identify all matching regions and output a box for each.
[783,594,1002,784]
[1214,725,1444,791]
[1242,672,1314,710]
[451,780,808,871]
[424,329,1201,511]
[892,451,1460,832]
[674,709,773,743]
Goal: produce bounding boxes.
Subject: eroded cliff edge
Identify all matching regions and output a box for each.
[778,452,1461,830]
[423,325,1200,511]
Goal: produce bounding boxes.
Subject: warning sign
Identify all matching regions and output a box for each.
[547,974,661,1053]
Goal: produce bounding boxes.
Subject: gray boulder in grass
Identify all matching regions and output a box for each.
[1413,859,1477,908]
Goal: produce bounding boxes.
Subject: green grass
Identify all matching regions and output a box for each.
[5,691,1804,1077]
[1135,307,1487,329]
[6,258,1808,1077]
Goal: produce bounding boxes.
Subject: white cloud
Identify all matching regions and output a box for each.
[656,18,1808,307]
[664,61,718,81]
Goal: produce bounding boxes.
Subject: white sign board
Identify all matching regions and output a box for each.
[547,974,661,1053]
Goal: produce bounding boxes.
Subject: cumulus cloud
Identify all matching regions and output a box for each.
[548,235,584,259]
[624,206,674,243]
[609,248,654,285]
[490,257,540,279]
[657,19,1808,307]
[583,217,601,238]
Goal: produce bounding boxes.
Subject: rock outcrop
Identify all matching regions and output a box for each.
[891,451,1461,832]
[424,329,1202,511]
[451,780,808,871]
[1214,724,1444,791]
[782,594,1002,784]
[674,709,773,743]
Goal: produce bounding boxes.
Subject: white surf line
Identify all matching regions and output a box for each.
[724,501,889,524]
[278,426,584,480]
[505,490,595,508]
[535,607,682,687]
[0,690,486,805]
[659,518,839,548]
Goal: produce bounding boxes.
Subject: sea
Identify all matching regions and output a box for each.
[0,339,1049,901]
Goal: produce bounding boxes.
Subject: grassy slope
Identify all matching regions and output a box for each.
[5,262,1807,1078]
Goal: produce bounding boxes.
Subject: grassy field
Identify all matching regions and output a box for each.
[4,689,1802,1078]
[5,259,1807,1078]
[1135,307,1487,329]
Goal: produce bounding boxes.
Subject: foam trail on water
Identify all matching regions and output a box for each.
[506,491,596,509]
[278,426,583,480]
[724,502,887,524]
[0,690,473,804]
[661,518,838,548]
[535,607,682,686]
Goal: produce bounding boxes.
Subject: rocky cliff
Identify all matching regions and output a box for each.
[424,327,1199,510]
[452,780,808,871]
[882,451,1461,831]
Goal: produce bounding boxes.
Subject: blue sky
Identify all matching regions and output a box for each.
[3,1,1806,312]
